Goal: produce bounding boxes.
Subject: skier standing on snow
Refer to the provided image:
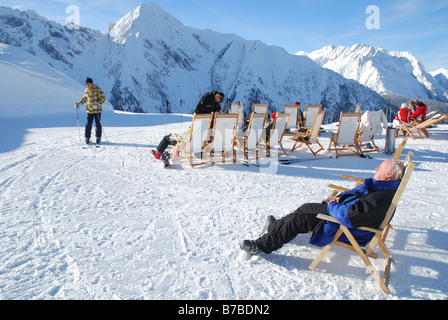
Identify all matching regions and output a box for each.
[75,78,106,145]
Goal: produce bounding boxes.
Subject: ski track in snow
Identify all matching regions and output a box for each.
[1,115,448,300]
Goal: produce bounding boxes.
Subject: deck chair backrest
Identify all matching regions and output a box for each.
[309,110,325,143]
[210,113,238,152]
[335,112,361,145]
[380,152,415,230]
[252,103,269,120]
[304,105,322,128]
[269,113,290,145]
[230,103,245,127]
[246,113,266,149]
[187,113,214,153]
[283,105,299,130]
[416,113,447,129]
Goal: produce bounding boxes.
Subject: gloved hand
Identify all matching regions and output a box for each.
[93,104,99,110]
[74,102,81,108]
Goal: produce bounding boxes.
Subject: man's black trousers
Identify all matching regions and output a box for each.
[256,203,329,254]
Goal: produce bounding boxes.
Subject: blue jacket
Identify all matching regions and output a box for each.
[309,178,401,247]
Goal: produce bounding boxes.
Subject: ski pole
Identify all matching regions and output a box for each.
[75,105,81,142]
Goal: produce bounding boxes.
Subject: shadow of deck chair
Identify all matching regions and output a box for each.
[282,105,300,137]
[303,104,322,130]
[309,152,415,294]
[252,103,269,121]
[235,113,266,161]
[325,139,410,201]
[262,112,290,157]
[208,113,239,164]
[172,113,214,168]
[396,113,447,140]
[230,103,245,128]
[290,109,326,156]
[328,112,362,157]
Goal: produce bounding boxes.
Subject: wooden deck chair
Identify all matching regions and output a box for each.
[328,112,362,157]
[235,113,266,161]
[282,105,300,136]
[290,109,326,156]
[262,112,290,156]
[208,113,239,164]
[230,103,245,127]
[354,103,361,113]
[396,113,447,140]
[303,104,322,129]
[325,138,409,201]
[172,113,214,168]
[252,103,269,121]
[309,152,415,294]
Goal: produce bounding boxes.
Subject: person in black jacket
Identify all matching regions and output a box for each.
[240,158,405,255]
[194,91,224,114]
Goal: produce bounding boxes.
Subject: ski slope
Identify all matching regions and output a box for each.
[1,110,447,300]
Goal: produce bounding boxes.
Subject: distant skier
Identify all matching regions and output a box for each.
[75,78,106,145]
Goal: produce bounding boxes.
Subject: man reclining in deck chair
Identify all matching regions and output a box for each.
[240,158,405,255]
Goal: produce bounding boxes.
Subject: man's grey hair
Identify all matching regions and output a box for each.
[389,158,405,180]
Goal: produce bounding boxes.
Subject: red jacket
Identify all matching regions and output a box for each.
[410,104,427,122]
[395,108,410,123]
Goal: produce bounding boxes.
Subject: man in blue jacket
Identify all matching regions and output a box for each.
[240,158,405,255]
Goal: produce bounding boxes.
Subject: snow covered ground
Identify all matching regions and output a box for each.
[1,109,447,300]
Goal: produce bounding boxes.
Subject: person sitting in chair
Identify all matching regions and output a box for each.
[240,158,405,255]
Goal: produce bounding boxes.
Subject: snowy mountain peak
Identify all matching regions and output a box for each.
[109,2,184,44]
[303,44,448,102]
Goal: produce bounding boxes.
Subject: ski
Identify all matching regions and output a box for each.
[278,156,332,165]
[238,159,260,167]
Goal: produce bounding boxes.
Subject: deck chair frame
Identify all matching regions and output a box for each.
[230,103,245,127]
[290,109,326,156]
[262,112,290,157]
[328,112,362,157]
[172,113,214,168]
[356,129,380,154]
[207,113,239,164]
[235,113,266,161]
[303,104,322,129]
[396,113,447,140]
[309,152,415,294]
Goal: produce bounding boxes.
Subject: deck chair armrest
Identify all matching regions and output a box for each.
[327,184,350,192]
[317,214,383,234]
[316,214,339,224]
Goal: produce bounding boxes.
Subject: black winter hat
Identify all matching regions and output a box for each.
[85,77,93,84]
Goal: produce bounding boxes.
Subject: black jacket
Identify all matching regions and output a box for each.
[194,91,222,114]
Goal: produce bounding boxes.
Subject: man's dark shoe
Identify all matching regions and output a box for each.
[240,240,262,255]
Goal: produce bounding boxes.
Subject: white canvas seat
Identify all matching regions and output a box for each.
[207,113,239,164]
[262,112,290,156]
[230,103,245,127]
[328,112,362,157]
[172,113,214,168]
[235,113,266,161]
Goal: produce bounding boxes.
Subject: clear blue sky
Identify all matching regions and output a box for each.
[4,0,448,71]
